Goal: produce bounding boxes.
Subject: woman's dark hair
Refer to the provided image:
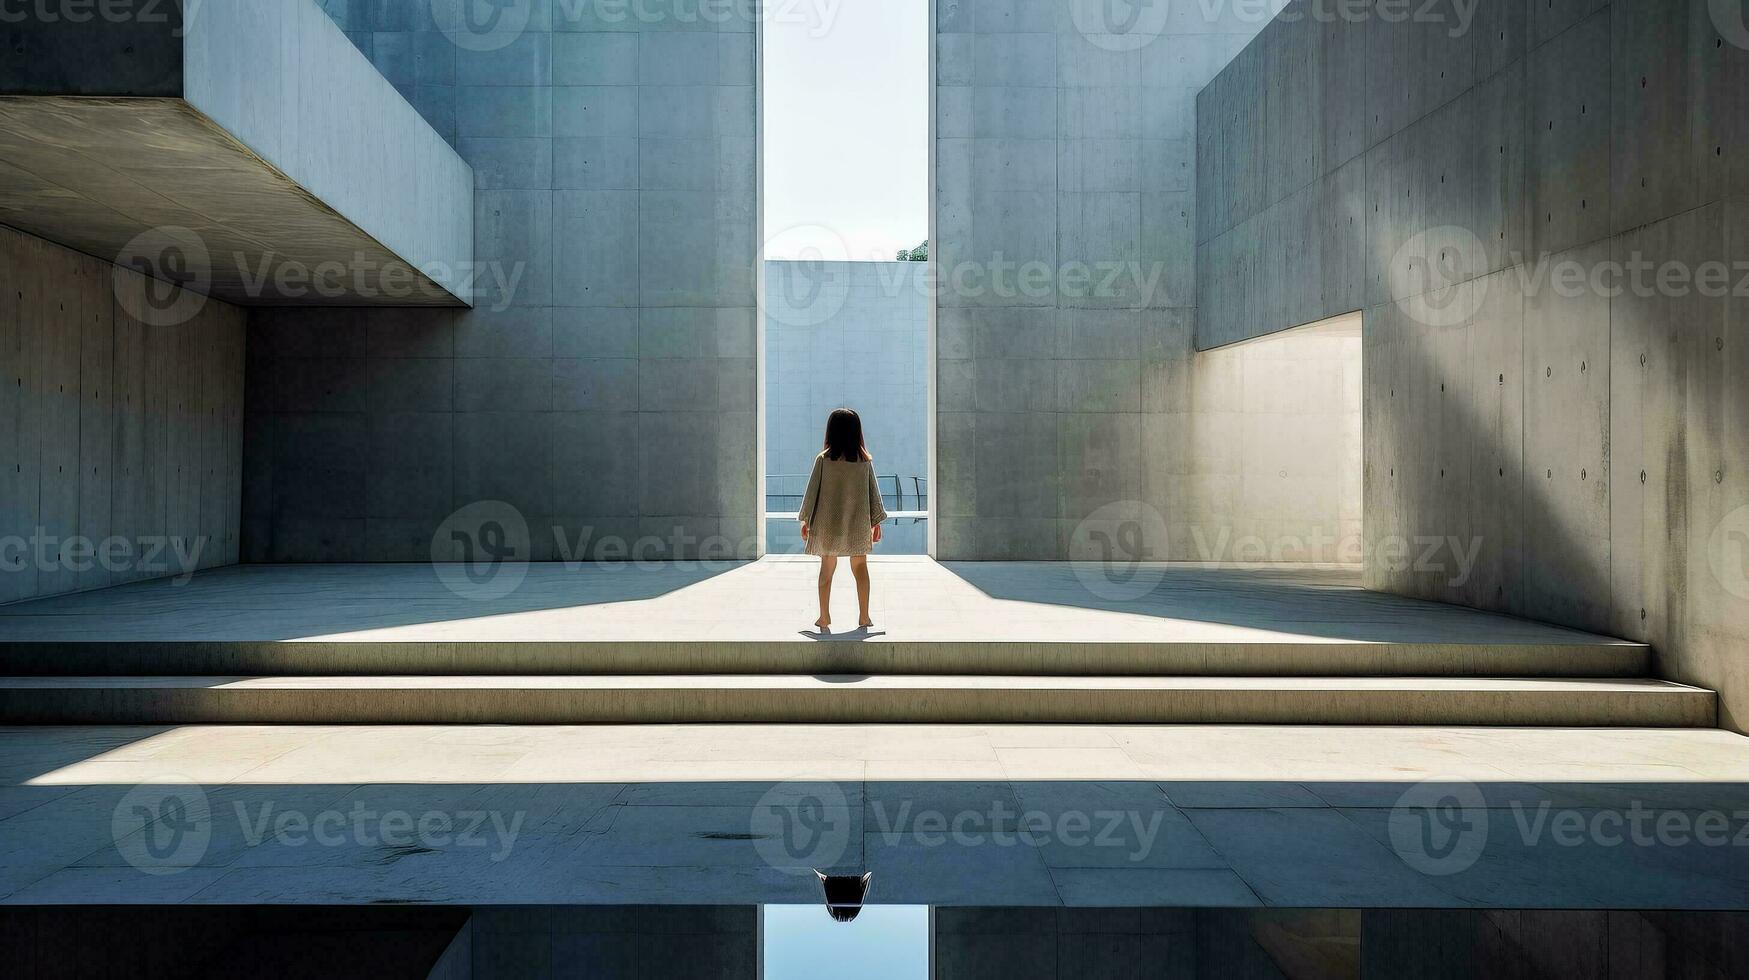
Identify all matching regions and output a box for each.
[822,408,871,462]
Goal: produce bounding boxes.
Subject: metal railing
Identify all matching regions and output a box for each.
[766,473,928,521]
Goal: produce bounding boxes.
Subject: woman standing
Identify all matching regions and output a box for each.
[797,408,888,630]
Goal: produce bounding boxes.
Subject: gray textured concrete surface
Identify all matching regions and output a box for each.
[0,224,244,605]
[1196,1,1749,728]
[0,0,181,95]
[1179,314,1362,563]
[0,558,1692,723]
[249,2,759,561]
[182,0,474,303]
[4,724,1749,906]
[0,559,1646,675]
[0,674,1711,726]
[933,0,1284,559]
[316,0,461,146]
[0,0,473,305]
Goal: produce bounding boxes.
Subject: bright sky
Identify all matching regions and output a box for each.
[761,0,929,261]
[762,904,930,978]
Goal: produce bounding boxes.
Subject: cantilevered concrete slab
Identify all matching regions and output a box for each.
[0,0,471,306]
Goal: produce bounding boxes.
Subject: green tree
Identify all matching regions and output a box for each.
[895,240,928,262]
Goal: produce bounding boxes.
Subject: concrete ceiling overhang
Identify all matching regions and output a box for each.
[0,0,474,307]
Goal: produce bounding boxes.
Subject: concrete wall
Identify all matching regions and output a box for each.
[464,907,755,978]
[934,907,1358,978]
[0,223,245,604]
[317,0,462,146]
[1179,314,1362,564]
[0,0,473,306]
[934,907,1749,978]
[765,260,929,554]
[0,0,182,95]
[249,1,758,562]
[185,0,474,303]
[1195,2,1749,724]
[0,906,469,977]
[933,0,1282,559]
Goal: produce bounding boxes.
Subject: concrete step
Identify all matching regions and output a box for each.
[0,638,1653,678]
[0,675,1715,727]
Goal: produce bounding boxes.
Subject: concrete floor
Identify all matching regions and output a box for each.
[0,560,1728,907]
[0,558,1645,678]
[3,723,1749,908]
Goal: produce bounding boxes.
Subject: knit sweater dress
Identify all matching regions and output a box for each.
[796,452,889,557]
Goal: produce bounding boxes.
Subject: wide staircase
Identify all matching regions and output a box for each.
[0,560,1715,727]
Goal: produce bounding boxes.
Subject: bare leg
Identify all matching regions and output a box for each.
[850,555,872,627]
[816,556,837,628]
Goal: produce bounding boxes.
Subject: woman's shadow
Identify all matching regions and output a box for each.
[799,625,886,641]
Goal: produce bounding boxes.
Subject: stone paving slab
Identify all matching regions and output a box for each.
[3,724,1749,908]
[0,559,1648,677]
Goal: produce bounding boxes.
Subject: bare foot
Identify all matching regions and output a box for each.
[814,618,831,630]
[858,617,874,628]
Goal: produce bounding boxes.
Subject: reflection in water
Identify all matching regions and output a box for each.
[763,902,928,980]
[10,905,1749,977]
[815,870,873,922]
